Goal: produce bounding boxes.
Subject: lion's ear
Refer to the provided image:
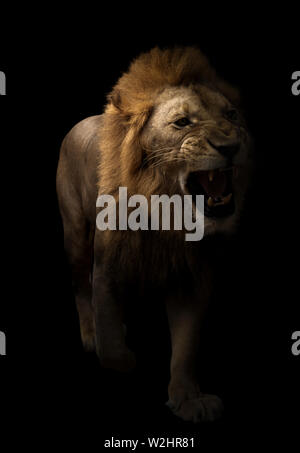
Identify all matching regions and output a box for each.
[108,89,122,110]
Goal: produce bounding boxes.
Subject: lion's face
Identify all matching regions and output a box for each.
[141,84,252,235]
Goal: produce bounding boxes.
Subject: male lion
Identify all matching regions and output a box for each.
[56,47,252,423]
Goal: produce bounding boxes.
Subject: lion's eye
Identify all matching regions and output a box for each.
[173,117,192,128]
[225,109,239,122]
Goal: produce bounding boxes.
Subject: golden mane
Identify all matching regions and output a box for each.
[98,47,239,196]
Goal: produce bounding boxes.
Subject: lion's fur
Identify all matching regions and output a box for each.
[98,47,240,198]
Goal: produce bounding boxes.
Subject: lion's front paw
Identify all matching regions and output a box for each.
[167,394,223,423]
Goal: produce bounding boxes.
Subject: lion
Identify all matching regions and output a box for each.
[56,47,252,423]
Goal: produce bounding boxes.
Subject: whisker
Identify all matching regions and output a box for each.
[142,148,181,167]
[142,145,175,153]
[149,156,187,169]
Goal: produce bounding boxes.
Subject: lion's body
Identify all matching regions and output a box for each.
[57,47,251,423]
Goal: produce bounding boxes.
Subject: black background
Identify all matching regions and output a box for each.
[0,6,299,451]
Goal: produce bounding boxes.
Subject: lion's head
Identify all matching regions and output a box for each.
[99,46,252,236]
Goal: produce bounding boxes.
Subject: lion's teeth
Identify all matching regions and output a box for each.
[207,193,232,208]
[207,197,215,207]
[222,193,232,205]
[209,170,214,182]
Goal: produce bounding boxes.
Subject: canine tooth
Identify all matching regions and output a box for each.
[209,170,214,182]
[222,193,232,205]
[207,197,215,207]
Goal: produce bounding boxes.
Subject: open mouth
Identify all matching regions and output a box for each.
[186,167,236,218]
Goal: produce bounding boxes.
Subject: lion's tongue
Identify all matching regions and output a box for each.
[196,171,227,197]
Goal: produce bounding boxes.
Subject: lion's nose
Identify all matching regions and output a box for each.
[208,140,240,158]
[215,142,240,157]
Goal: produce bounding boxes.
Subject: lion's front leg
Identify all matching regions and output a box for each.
[165,290,223,423]
[92,266,136,373]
